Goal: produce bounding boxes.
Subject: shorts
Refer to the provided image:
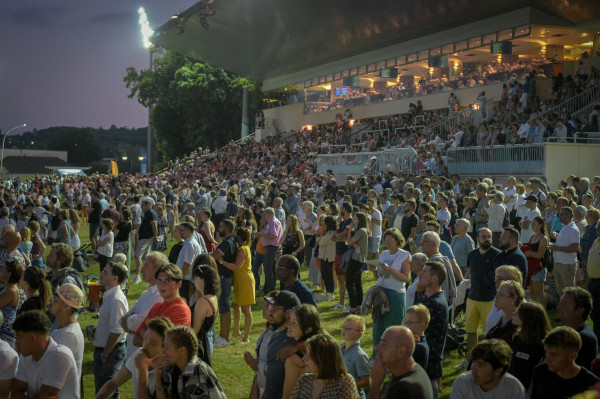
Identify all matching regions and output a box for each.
[334,254,346,277]
[368,236,381,253]
[465,298,494,333]
[135,238,153,259]
[530,267,547,282]
[218,276,233,314]
[89,223,101,238]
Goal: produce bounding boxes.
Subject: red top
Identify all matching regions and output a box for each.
[136,297,191,333]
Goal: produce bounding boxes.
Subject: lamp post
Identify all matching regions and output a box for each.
[1,123,26,176]
[138,7,154,173]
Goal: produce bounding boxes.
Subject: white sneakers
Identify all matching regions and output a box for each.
[330,304,344,311]
[214,336,230,348]
[131,275,142,285]
[342,305,352,314]
[454,358,469,370]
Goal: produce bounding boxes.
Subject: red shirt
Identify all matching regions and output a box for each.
[136,297,191,333]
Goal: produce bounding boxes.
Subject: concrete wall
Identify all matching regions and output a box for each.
[264,82,505,131]
[544,142,600,189]
[1,149,68,162]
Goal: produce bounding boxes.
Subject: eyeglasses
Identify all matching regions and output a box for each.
[402,319,423,326]
[341,326,362,332]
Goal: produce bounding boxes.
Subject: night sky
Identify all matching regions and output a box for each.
[0,1,195,134]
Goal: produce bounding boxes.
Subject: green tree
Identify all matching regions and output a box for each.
[124,50,260,163]
[46,127,103,166]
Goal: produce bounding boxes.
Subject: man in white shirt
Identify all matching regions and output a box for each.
[519,195,541,244]
[450,339,525,399]
[176,222,204,303]
[516,119,530,143]
[12,310,79,399]
[93,262,129,398]
[49,283,85,378]
[502,177,517,216]
[0,312,18,399]
[120,252,167,361]
[549,207,581,296]
[483,192,507,247]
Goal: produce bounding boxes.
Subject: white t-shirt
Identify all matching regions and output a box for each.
[486,204,506,233]
[502,187,517,211]
[16,338,79,399]
[125,347,156,399]
[50,323,84,377]
[97,231,114,257]
[437,208,451,226]
[406,277,420,308]
[131,203,142,225]
[377,249,411,292]
[553,222,580,264]
[450,370,526,399]
[370,209,383,238]
[82,193,91,207]
[0,339,18,380]
[520,208,541,243]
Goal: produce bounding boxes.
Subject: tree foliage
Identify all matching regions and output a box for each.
[124,50,260,162]
[46,127,103,166]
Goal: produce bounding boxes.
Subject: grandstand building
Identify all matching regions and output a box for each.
[152,0,600,187]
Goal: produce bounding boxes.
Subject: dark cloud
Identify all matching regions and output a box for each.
[10,6,64,27]
[88,11,136,26]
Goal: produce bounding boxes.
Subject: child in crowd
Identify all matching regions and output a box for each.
[340,315,370,399]
[19,227,33,261]
[166,203,176,241]
[96,218,114,270]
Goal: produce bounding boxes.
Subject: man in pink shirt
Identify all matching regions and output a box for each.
[257,207,283,294]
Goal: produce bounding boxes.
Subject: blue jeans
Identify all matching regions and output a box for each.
[219,277,233,314]
[589,278,600,341]
[252,252,264,291]
[94,342,126,398]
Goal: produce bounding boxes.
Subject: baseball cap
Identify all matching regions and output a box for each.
[56,283,84,309]
[526,194,538,202]
[264,290,301,310]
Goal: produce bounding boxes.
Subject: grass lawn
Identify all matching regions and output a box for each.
[72,227,469,399]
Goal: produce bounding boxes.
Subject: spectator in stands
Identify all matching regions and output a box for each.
[508,301,551,389]
[93,261,129,398]
[133,263,192,346]
[550,206,581,295]
[375,326,433,399]
[176,221,204,303]
[483,192,506,247]
[49,283,85,378]
[492,228,528,283]
[156,326,226,398]
[120,251,167,361]
[264,290,301,399]
[12,310,79,398]
[416,261,449,399]
[133,197,158,285]
[450,219,474,274]
[257,208,283,295]
[0,312,18,398]
[484,280,524,345]
[212,218,238,347]
[276,254,316,306]
[557,286,598,370]
[450,339,525,399]
[530,326,599,398]
[461,228,500,370]
[588,221,600,341]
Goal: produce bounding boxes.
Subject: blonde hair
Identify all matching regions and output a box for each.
[406,304,431,328]
[495,265,523,285]
[344,315,366,333]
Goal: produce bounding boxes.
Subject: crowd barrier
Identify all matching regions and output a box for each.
[446,144,545,175]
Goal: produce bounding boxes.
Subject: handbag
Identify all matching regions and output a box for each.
[340,247,354,272]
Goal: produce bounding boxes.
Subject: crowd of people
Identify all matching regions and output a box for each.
[0,158,599,398]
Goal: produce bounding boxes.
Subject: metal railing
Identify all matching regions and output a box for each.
[537,82,600,121]
[315,151,381,175]
[446,144,545,175]
[356,128,390,141]
[370,147,419,175]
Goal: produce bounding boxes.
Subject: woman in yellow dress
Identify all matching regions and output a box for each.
[222,226,255,343]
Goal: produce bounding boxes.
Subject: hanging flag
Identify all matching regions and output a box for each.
[111,160,119,176]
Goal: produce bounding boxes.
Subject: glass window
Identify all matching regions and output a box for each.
[483,33,497,44]
[407,53,418,62]
[396,56,406,65]
[430,47,441,56]
[418,49,429,60]
[498,29,512,41]
[455,40,467,51]
[442,43,454,54]
[469,36,482,48]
